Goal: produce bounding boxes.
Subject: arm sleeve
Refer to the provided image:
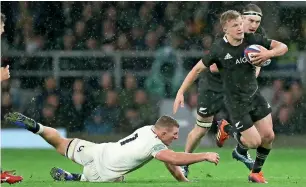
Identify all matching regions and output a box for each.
[151,143,168,157]
[249,33,272,49]
[201,44,219,67]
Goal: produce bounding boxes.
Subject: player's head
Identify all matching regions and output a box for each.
[242,4,262,33]
[0,13,5,35]
[154,115,179,146]
[220,10,244,40]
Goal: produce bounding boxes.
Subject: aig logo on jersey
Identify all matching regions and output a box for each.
[235,56,248,64]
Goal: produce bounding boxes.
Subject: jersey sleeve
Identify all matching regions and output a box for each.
[150,142,168,157]
[201,43,219,67]
[248,33,272,50]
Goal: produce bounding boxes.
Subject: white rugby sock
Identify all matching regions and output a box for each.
[36,123,45,134]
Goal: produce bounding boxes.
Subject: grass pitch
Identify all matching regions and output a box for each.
[1,148,305,187]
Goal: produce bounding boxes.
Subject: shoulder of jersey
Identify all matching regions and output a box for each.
[211,38,224,48]
[139,125,157,137]
[245,32,260,43]
[244,32,254,38]
[138,125,153,132]
[256,26,267,37]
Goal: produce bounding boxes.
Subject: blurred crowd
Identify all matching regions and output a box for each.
[1,2,306,52]
[1,74,158,134]
[1,2,306,135]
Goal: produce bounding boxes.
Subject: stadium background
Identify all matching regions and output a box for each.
[1,2,306,187]
[1,1,306,147]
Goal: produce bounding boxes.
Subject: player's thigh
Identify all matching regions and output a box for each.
[254,114,274,143]
[232,113,261,148]
[66,138,97,166]
[196,113,214,128]
[197,90,224,123]
[191,114,213,136]
[250,94,274,139]
[82,160,124,182]
[81,162,102,182]
[250,93,272,124]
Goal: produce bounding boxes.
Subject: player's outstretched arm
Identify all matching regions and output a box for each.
[164,163,189,182]
[268,40,288,57]
[173,60,207,114]
[155,149,219,166]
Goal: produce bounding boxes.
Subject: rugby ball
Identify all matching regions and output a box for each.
[244,45,271,67]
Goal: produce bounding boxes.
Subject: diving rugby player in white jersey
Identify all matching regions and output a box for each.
[5,112,220,182]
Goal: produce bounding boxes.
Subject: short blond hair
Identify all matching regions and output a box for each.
[155,115,179,129]
[220,10,241,27]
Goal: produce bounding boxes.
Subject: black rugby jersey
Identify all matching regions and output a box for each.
[199,26,267,93]
[201,33,272,101]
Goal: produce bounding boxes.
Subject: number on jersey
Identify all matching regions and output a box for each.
[120,133,138,146]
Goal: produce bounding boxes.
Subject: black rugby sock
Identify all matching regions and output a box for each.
[252,146,271,173]
[223,124,233,135]
[223,124,247,148]
[236,143,248,155]
[71,173,82,181]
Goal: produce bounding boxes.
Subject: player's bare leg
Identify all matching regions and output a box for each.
[185,115,213,153]
[5,112,83,181]
[4,112,71,156]
[181,115,212,177]
[248,114,274,183]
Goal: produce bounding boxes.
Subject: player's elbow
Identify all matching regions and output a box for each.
[277,42,288,55]
[191,66,202,76]
[283,43,288,53]
[193,60,205,74]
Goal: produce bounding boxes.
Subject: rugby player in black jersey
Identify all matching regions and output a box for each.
[174,4,268,178]
[174,10,287,183]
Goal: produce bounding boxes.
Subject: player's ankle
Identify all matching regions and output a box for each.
[236,144,248,155]
[35,123,44,135]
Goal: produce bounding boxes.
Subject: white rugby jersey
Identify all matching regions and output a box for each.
[92,125,167,181]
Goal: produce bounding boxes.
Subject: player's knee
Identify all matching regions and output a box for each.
[190,126,208,138]
[262,130,275,144]
[55,138,72,156]
[196,119,212,129]
[244,135,261,148]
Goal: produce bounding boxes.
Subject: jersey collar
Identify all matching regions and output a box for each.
[223,36,229,43]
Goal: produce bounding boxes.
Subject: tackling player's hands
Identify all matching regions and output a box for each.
[250,46,272,66]
[1,65,10,81]
[204,152,220,165]
[173,92,184,114]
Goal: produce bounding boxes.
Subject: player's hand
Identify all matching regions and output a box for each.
[209,63,219,73]
[204,152,220,165]
[1,65,10,81]
[173,92,184,114]
[250,46,272,66]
